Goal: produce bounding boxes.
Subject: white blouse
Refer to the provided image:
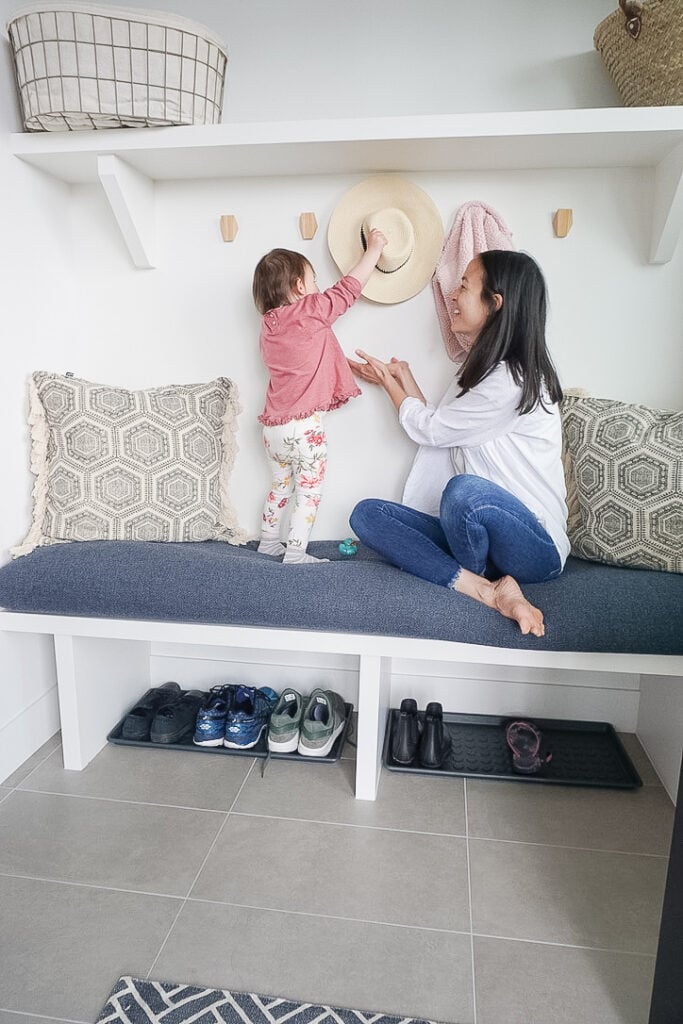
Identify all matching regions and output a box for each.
[399,362,570,565]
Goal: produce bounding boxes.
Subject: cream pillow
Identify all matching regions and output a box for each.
[561,393,682,573]
[13,372,250,557]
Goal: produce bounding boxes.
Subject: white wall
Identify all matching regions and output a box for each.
[0,9,74,778]
[1,0,625,124]
[66,165,683,543]
[0,0,682,779]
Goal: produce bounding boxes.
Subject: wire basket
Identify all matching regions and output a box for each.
[6,1,228,131]
[594,0,683,106]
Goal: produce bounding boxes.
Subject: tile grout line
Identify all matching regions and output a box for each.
[463,778,478,1024]
[6,788,672,858]
[182,895,474,936]
[0,871,661,958]
[0,869,187,901]
[0,1008,88,1023]
[457,833,670,859]
[145,756,260,980]
[470,931,658,957]
[11,786,233,815]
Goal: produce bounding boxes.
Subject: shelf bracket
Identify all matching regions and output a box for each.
[650,140,683,265]
[97,154,155,269]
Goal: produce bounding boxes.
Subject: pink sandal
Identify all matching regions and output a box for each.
[505,720,552,775]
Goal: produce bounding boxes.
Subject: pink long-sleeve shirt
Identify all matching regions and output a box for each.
[258,275,362,427]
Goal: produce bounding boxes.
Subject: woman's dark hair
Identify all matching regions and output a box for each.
[252,248,311,314]
[457,250,563,413]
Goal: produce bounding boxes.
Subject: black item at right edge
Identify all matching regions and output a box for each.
[648,752,683,1024]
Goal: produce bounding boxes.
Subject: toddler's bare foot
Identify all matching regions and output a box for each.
[490,575,545,637]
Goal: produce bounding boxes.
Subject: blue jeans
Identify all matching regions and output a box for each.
[350,474,562,589]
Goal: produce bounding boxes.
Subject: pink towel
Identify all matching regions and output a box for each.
[432,201,515,363]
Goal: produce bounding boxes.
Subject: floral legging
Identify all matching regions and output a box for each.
[261,412,327,550]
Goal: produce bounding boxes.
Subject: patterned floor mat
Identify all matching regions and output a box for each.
[96,977,442,1024]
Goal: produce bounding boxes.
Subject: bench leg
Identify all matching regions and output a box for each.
[54,635,151,770]
[354,654,391,800]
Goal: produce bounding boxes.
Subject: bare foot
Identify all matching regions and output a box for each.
[453,568,546,637]
[490,575,545,637]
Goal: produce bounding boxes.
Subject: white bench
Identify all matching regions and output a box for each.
[2,608,682,801]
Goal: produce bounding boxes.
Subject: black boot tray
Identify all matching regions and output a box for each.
[108,701,353,764]
[383,710,642,788]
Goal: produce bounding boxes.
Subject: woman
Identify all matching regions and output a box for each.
[348,250,569,638]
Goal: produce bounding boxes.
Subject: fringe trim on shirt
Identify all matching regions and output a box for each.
[258,388,361,427]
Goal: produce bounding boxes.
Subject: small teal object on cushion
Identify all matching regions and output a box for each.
[338,537,358,556]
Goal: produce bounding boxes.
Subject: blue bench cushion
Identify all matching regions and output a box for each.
[0,541,681,655]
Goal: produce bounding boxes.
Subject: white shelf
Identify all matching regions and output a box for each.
[10,107,683,267]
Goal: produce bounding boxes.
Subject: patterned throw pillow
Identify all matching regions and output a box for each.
[12,372,250,557]
[560,394,682,573]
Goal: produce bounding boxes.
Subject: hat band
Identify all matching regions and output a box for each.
[360,227,412,275]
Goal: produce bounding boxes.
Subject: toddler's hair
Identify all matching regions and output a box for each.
[252,248,312,314]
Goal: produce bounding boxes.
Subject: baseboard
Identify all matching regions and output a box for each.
[0,687,60,784]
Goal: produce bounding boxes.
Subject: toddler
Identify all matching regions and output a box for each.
[253,230,386,563]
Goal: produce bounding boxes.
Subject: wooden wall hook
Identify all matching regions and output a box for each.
[220,215,238,242]
[299,212,318,240]
[553,209,573,238]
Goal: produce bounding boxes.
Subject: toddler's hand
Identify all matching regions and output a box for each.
[365,228,388,260]
[348,356,382,385]
[354,349,392,386]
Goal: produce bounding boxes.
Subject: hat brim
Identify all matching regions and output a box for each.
[327,176,444,304]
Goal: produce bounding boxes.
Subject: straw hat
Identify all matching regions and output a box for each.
[327,175,444,304]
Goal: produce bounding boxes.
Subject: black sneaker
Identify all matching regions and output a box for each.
[121,681,182,741]
[150,690,206,744]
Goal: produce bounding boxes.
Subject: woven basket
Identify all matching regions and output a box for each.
[6,1,228,131]
[594,0,683,106]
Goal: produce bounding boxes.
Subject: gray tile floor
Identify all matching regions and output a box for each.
[0,728,674,1024]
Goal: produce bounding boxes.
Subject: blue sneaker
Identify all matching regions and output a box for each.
[193,685,235,747]
[224,685,278,749]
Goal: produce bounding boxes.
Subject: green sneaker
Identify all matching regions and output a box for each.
[267,689,303,752]
[298,689,346,757]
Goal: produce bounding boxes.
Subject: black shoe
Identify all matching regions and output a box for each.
[150,690,206,744]
[391,698,421,765]
[419,702,451,769]
[121,681,182,740]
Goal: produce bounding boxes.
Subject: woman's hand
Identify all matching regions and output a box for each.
[387,357,426,402]
[349,351,426,409]
[352,349,413,412]
[348,353,407,386]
